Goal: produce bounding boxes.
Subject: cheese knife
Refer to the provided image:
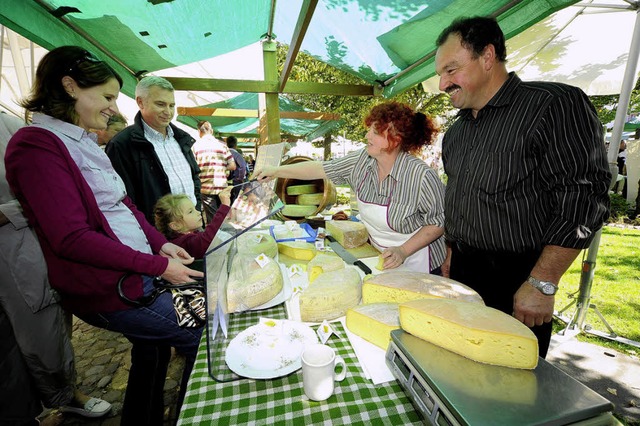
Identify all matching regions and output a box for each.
[325,235,372,275]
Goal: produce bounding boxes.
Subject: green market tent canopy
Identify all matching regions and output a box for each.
[0,0,579,99]
[177,92,341,141]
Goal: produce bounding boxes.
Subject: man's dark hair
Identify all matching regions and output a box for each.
[226,135,238,149]
[436,16,507,62]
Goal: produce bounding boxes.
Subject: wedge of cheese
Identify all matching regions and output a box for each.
[363,271,484,305]
[307,252,344,282]
[282,204,318,217]
[277,241,317,261]
[400,299,539,369]
[300,268,361,322]
[236,232,278,258]
[297,193,324,205]
[326,220,368,248]
[346,303,399,350]
[286,184,317,195]
[227,253,283,312]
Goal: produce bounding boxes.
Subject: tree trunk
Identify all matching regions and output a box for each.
[323,134,332,160]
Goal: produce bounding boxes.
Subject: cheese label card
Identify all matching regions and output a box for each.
[254,253,270,268]
[316,320,334,344]
[285,220,298,231]
[314,239,325,251]
[251,234,264,244]
[288,264,304,277]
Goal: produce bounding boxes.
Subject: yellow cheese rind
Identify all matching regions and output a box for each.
[297,193,324,205]
[300,268,361,322]
[306,252,344,282]
[236,232,278,258]
[346,303,399,350]
[326,220,368,248]
[227,254,283,312]
[277,241,317,260]
[286,184,318,195]
[363,271,484,305]
[400,299,538,369]
[282,204,318,217]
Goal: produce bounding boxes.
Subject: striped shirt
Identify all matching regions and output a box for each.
[33,114,152,254]
[142,121,196,205]
[323,148,446,268]
[192,135,234,195]
[443,73,611,252]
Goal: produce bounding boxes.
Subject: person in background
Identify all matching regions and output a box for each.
[154,187,232,259]
[0,111,112,425]
[192,121,235,222]
[614,139,627,197]
[225,135,247,202]
[435,17,610,357]
[106,76,201,224]
[5,46,204,426]
[254,101,446,274]
[95,112,127,148]
[245,153,255,175]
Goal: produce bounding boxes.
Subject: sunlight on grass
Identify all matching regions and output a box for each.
[555,226,640,355]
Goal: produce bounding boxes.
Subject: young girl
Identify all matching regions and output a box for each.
[154,187,232,258]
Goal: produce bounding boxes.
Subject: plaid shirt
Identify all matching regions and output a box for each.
[192,135,234,195]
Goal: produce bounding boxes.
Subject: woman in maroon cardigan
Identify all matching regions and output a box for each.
[5,46,203,426]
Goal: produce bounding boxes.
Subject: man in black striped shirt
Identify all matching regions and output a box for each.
[435,17,611,357]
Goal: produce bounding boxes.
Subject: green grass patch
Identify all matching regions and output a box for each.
[555,225,640,357]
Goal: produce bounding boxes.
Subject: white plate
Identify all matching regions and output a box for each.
[225,319,318,379]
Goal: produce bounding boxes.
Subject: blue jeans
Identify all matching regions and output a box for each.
[80,277,203,425]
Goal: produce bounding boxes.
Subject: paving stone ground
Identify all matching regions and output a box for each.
[62,317,186,425]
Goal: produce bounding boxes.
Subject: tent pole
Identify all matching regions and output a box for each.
[556,3,640,349]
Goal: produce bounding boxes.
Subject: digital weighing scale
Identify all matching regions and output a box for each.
[386,329,616,426]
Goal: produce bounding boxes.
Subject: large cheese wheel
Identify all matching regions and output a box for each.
[297,193,324,205]
[307,252,344,282]
[227,253,283,312]
[400,298,539,369]
[362,271,484,305]
[236,232,278,258]
[277,241,317,260]
[286,184,317,195]
[346,303,399,350]
[282,204,317,217]
[299,268,361,322]
[326,220,368,248]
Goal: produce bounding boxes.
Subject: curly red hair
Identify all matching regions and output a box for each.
[364,101,438,155]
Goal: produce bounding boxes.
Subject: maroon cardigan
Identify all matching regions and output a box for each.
[170,204,230,259]
[5,126,169,314]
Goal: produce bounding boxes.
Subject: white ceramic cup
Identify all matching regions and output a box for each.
[301,344,347,401]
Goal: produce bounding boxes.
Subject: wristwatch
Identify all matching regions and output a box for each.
[527,276,558,295]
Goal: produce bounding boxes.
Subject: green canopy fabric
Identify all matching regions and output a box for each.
[177,92,341,141]
[0,0,579,98]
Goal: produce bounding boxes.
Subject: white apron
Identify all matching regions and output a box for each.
[357,195,431,273]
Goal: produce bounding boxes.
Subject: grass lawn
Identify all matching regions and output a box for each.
[554,225,640,357]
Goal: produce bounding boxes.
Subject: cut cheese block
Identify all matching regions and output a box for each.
[363,271,484,305]
[326,220,368,248]
[300,268,361,322]
[400,298,539,369]
[277,241,317,260]
[307,252,344,282]
[346,303,399,350]
[297,193,324,205]
[226,253,283,312]
[286,184,317,195]
[282,204,318,217]
[236,232,278,258]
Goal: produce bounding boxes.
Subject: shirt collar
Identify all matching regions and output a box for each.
[32,113,88,142]
[364,149,407,182]
[456,72,522,120]
[141,118,173,141]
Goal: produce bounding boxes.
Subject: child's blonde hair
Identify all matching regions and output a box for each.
[154,194,191,239]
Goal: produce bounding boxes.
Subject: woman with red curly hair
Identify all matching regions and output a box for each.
[254,101,445,274]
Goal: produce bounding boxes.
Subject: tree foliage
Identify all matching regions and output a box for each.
[276,44,453,158]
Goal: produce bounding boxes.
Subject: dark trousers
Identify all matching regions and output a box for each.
[450,242,553,358]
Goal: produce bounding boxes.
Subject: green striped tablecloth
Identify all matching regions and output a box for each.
[178,304,424,425]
